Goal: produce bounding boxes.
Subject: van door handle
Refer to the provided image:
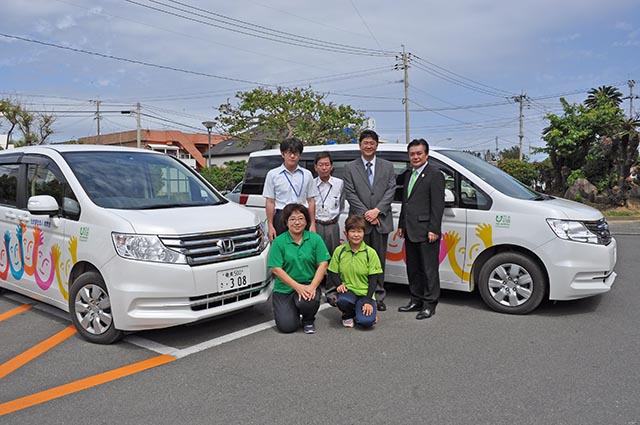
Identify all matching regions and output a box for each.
[4,211,16,220]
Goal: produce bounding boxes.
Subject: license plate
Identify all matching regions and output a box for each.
[217,267,250,292]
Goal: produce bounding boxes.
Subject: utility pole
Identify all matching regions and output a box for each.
[136,102,141,149]
[92,100,102,144]
[495,136,499,161]
[402,45,410,144]
[628,80,637,120]
[512,92,527,161]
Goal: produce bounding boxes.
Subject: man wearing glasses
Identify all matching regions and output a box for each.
[263,138,318,241]
[342,130,397,312]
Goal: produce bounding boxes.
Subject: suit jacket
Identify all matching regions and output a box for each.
[398,162,445,243]
[343,156,397,235]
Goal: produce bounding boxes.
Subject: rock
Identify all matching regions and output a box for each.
[564,178,598,202]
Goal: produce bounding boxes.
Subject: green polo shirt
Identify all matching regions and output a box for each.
[327,242,383,298]
[268,230,331,294]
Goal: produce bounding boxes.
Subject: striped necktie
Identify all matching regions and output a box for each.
[366,162,373,186]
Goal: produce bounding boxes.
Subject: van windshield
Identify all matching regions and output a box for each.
[62,151,223,209]
[438,150,544,200]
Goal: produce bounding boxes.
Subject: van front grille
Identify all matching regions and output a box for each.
[159,225,267,266]
[584,218,612,245]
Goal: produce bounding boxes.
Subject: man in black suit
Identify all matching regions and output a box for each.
[397,139,445,320]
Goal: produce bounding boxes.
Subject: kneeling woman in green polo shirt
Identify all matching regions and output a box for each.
[268,203,331,334]
[328,215,383,328]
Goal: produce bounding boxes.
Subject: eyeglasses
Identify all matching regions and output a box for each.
[287,216,306,224]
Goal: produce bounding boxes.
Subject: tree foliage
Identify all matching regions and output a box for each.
[199,160,246,192]
[214,87,366,147]
[497,158,538,187]
[499,145,527,161]
[538,89,639,205]
[0,98,56,147]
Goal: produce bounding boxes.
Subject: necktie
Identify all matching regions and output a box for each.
[366,162,373,186]
[408,170,418,196]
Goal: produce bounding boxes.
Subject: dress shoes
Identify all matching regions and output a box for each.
[398,302,422,313]
[416,306,436,320]
[377,300,387,311]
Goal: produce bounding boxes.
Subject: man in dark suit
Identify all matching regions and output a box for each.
[342,130,397,311]
[397,138,445,320]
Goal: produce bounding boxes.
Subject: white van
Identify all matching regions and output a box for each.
[240,144,616,314]
[0,145,272,343]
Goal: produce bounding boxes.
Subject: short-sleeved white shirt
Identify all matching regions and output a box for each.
[263,164,318,210]
[314,175,344,221]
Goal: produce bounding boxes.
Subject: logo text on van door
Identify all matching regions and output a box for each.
[495,215,511,228]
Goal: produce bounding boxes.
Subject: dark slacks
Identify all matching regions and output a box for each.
[336,291,377,328]
[272,287,321,333]
[364,229,388,301]
[404,238,441,308]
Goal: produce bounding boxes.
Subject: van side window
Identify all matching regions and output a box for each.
[243,156,286,195]
[458,175,491,210]
[0,164,20,207]
[26,163,81,220]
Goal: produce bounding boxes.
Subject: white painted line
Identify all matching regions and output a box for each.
[126,303,332,359]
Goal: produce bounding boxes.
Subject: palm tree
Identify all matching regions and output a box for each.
[584,85,624,108]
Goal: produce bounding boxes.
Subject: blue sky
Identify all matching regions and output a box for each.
[1,0,639,158]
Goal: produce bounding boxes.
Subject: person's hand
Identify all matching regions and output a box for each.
[362,302,373,316]
[428,232,439,243]
[364,208,379,223]
[309,222,317,233]
[298,285,316,301]
[337,284,347,293]
[397,228,404,238]
[268,225,277,241]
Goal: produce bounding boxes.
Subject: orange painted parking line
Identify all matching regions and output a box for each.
[0,354,175,416]
[0,325,76,380]
[0,305,32,322]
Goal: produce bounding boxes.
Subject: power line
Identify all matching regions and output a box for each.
[0,32,273,86]
[411,55,515,97]
[124,0,395,57]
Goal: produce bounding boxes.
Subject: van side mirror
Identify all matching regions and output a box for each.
[28,195,60,217]
[444,188,455,206]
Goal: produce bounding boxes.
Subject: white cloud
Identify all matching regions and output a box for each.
[56,15,77,30]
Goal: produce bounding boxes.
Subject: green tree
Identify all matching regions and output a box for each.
[0,98,56,146]
[584,85,623,108]
[200,160,246,192]
[498,158,538,187]
[499,145,527,161]
[214,87,366,147]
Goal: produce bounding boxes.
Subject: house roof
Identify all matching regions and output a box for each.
[77,129,229,168]
[208,139,268,156]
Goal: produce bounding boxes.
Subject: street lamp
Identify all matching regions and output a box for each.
[202,121,215,168]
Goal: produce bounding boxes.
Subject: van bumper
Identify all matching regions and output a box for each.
[102,249,273,331]
[535,237,617,301]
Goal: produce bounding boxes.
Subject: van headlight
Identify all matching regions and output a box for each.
[112,233,187,264]
[546,219,599,244]
[257,222,269,251]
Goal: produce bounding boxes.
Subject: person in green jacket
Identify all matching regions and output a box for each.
[328,215,383,328]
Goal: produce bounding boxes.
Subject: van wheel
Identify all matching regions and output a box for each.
[478,252,546,314]
[69,272,123,344]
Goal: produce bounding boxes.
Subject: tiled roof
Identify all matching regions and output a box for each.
[77,129,229,168]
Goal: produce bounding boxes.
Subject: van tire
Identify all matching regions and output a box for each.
[478,252,546,314]
[69,272,124,344]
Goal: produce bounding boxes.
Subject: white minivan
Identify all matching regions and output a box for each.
[239,144,616,314]
[0,145,272,343]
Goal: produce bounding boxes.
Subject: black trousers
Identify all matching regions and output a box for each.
[404,238,441,308]
[272,287,321,333]
[364,229,388,301]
